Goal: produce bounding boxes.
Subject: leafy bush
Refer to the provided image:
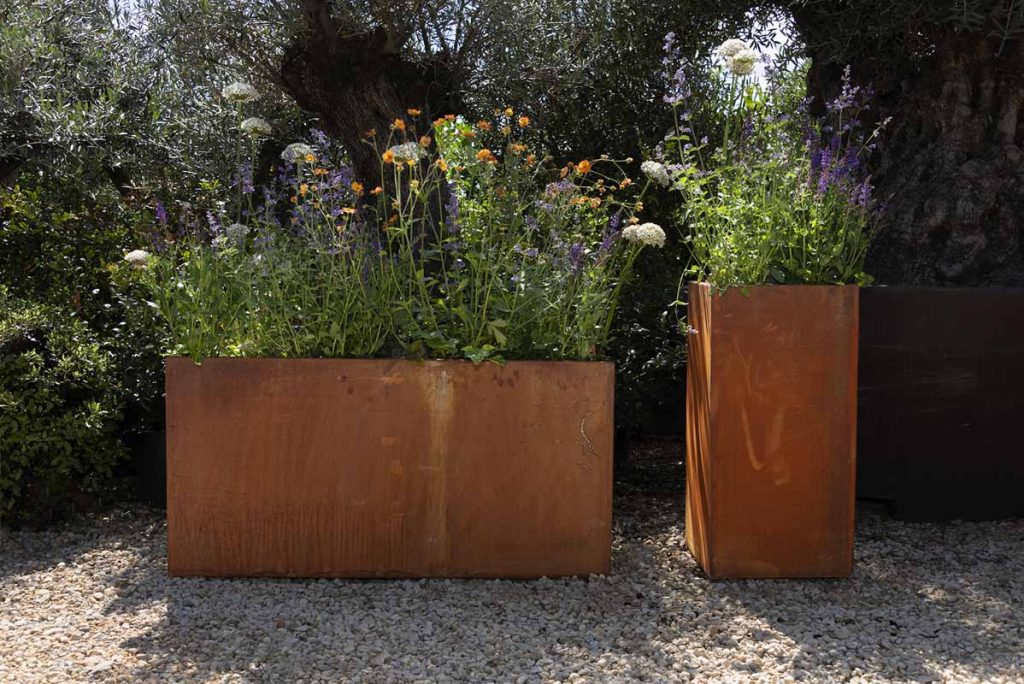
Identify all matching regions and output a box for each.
[132,107,665,363]
[0,289,127,525]
[653,38,883,288]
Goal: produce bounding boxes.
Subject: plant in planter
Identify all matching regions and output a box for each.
[125,92,663,578]
[651,38,885,578]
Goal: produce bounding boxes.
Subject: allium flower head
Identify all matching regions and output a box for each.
[281,143,315,164]
[222,82,259,103]
[622,222,666,248]
[124,249,152,269]
[240,117,272,138]
[727,48,758,76]
[388,142,427,163]
[641,160,671,187]
[225,223,250,242]
[716,38,750,60]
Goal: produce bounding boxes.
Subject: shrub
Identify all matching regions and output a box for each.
[131,108,665,363]
[0,288,127,525]
[653,38,884,288]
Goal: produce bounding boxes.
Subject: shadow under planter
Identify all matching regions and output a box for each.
[685,283,858,579]
[858,286,1024,521]
[165,357,613,578]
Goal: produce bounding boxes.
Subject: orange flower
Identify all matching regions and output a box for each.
[437,158,449,172]
[476,120,492,131]
[290,195,298,204]
[526,153,537,165]
[628,216,640,225]
[365,128,377,138]
[559,166,569,178]
[419,135,432,147]
[313,167,329,176]
[351,181,364,195]
[382,150,395,164]
[461,130,477,139]
[589,197,602,209]
[518,116,530,128]
[299,183,309,196]
[501,126,511,136]
[444,114,456,121]
[509,143,526,154]
[504,107,514,116]
[342,207,357,215]
[304,153,316,163]
[476,148,497,163]
[407,108,421,116]
[371,186,383,195]
[620,178,633,189]
[577,159,592,174]
[433,117,446,127]
[388,214,399,225]
[392,118,406,131]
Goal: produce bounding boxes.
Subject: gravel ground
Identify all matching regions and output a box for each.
[2,485,1023,682]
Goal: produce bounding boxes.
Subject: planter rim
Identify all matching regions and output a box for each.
[690,281,859,291]
[860,284,1024,294]
[163,356,613,367]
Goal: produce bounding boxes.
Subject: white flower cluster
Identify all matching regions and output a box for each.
[281,142,315,164]
[622,222,666,248]
[222,82,259,103]
[225,223,250,241]
[717,39,758,77]
[240,117,272,138]
[388,142,427,163]
[641,160,671,187]
[124,249,152,269]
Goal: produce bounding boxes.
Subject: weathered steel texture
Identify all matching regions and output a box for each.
[858,286,1024,521]
[166,358,613,578]
[685,283,859,579]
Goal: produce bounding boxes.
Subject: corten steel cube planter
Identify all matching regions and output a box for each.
[685,283,858,579]
[166,357,613,578]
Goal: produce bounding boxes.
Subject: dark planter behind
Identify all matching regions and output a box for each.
[858,287,1024,521]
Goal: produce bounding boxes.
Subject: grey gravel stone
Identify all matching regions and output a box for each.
[1,500,1022,683]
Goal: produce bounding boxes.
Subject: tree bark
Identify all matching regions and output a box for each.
[795,14,1024,286]
[279,0,464,188]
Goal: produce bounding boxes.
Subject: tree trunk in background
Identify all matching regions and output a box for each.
[795,15,1024,286]
[279,0,464,188]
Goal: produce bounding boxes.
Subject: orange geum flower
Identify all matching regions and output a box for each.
[504,107,514,116]
[526,153,537,165]
[509,143,526,154]
[589,197,602,209]
[382,150,395,164]
[371,186,383,195]
[577,159,592,174]
[620,178,633,189]
[476,148,497,163]
[560,166,569,178]
[518,116,530,128]
[444,114,456,121]
[304,153,316,163]
[393,118,406,131]
[461,130,477,139]
[476,120,492,131]
[299,183,309,196]
[628,216,640,224]
[365,128,377,138]
[407,108,421,116]
[419,135,432,147]
[342,207,357,215]
[437,158,449,172]
[351,181,364,195]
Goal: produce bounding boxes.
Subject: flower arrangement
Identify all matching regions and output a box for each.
[655,36,885,288]
[129,105,662,362]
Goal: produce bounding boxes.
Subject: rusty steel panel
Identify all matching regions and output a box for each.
[685,283,858,579]
[165,358,613,578]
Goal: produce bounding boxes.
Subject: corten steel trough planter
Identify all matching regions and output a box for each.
[165,357,613,578]
[685,283,859,579]
[858,286,1024,521]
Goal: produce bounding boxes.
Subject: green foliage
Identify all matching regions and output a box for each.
[657,46,880,288]
[0,288,127,524]
[134,112,662,362]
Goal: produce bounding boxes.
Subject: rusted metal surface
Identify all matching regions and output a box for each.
[685,283,858,579]
[858,286,1024,521]
[166,358,613,578]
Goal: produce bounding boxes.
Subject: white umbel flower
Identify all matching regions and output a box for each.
[222,82,259,103]
[124,249,152,269]
[716,38,750,60]
[387,142,427,163]
[727,48,758,76]
[641,160,671,187]
[622,222,666,248]
[225,223,250,241]
[281,143,316,163]
[240,117,272,138]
